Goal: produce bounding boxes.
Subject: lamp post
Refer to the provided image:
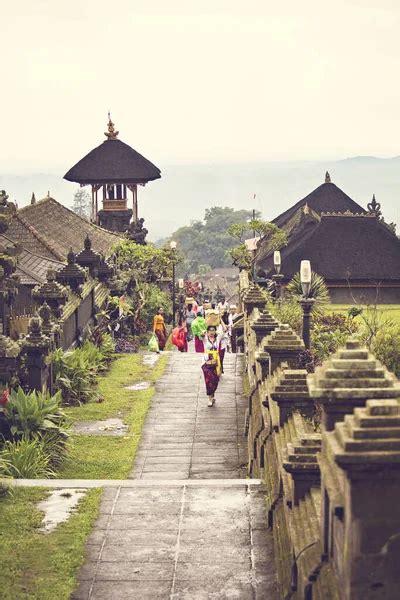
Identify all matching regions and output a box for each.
[170,241,177,327]
[299,260,315,349]
[272,250,284,303]
[178,278,185,321]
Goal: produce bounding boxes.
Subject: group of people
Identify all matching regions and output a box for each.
[152,298,237,407]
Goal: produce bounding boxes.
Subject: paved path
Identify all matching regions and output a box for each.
[130,352,247,480]
[73,352,278,599]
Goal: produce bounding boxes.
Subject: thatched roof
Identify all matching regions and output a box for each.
[257,210,400,281]
[273,177,366,229]
[64,139,161,185]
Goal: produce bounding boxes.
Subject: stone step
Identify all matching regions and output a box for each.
[325,368,386,379]
[319,378,391,389]
[330,359,378,370]
[337,350,369,360]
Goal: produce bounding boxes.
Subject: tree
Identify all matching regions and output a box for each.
[112,240,178,330]
[170,207,257,275]
[72,188,91,220]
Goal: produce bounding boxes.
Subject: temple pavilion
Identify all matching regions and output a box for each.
[64,115,161,232]
[255,173,400,304]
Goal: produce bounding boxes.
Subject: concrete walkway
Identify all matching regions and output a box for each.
[72,352,278,599]
[130,352,247,479]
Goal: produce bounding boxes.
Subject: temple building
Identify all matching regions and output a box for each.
[255,173,400,303]
[64,115,161,232]
[3,193,120,315]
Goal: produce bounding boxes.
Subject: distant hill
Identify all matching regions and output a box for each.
[1,156,399,240]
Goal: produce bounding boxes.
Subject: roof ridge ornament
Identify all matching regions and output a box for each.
[325,171,331,183]
[367,193,382,217]
[104,111,119,140]
[31,192,36,205]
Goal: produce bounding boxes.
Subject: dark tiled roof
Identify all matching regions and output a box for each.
[64,139,161,184]
[6,214,63,260]
[257,211,400,281]
[273,182,366,229]
[16,250,64,285]
[18,197,121,259]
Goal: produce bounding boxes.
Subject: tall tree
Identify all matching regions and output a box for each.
[72,188,91,220]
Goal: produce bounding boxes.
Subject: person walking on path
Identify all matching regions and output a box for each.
[172,316,188,352]
[153,307,167,351]
[202,325,221,407]
[191,310,207,352]
[185,303,196,342]
[218,312,230,373]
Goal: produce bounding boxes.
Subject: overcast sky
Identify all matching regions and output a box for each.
[2,0,400,171]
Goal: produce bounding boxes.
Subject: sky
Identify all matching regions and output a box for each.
[2,0,400,172]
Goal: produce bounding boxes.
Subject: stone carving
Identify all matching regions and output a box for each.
[367,193,382,217]
[127,218,148,245]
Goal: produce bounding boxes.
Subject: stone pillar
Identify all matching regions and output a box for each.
[251,309,279,345]
[32,268,68,319]
[308,338,400,431]
[22,316,50,392]
[270,368,314,426]
[283,433,321,506]
[263,324,305,373]
[56,248,87,294]
[322,398,400,600]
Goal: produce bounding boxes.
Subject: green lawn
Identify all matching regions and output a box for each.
[0,487,102,600]
[327,304,400,325]
[59,352,168,479]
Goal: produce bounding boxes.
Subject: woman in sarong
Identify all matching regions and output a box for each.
[191,311,207,353]
[202,325,221,407]
[153,308,167,351]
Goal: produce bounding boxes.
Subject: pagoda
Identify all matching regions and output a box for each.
[255,174,400,303]
[64,114,161,232]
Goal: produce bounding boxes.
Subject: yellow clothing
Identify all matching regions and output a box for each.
[153,314,165,333]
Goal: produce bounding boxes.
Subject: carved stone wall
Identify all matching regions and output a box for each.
[240,273,400,600]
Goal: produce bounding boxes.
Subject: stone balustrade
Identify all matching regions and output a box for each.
[240,274,400,600]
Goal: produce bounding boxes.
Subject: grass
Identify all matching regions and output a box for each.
[0,486,102,600]
[59,352,168,479]
[327,304,400,325]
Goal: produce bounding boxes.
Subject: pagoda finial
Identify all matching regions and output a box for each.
[104,111,119,140]
[303,202,310,214]
[31,192,36,205]
[325,171,331,183]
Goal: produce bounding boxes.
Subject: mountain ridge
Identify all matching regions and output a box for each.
[1,155,399,240]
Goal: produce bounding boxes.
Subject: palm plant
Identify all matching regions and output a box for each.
[286,271,330,318]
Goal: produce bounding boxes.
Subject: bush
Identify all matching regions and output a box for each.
[371,324,400,376]
[51,341,108,405]
[99,333,115,362]
[0,388,68,444]
[0,438,55,479]
[311,312,360,362]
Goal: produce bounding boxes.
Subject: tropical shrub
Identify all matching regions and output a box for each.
[311,312,360,362]
[286,271,330,318]
[51,339,113,405]
[98,333,115,363]
[371,324,400,377]
[0,388,68,444]
[0,437,55,479]
[270,299,302,335]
